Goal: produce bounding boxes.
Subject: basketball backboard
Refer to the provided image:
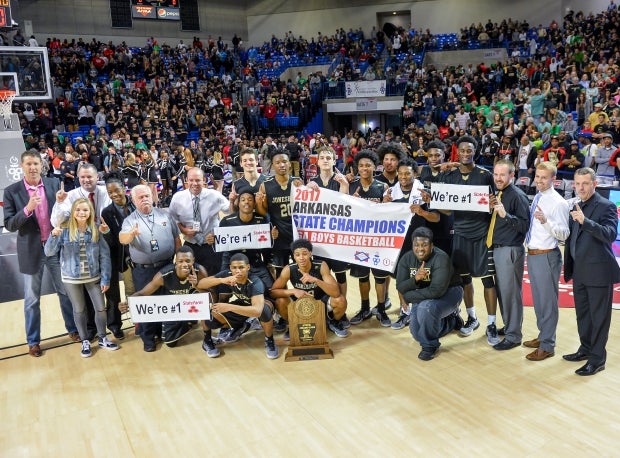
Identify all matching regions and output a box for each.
[0,46,52,102]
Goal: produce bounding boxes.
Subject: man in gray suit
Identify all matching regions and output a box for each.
[4,150,79,357]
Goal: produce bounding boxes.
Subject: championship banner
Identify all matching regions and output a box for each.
[128,293,211,323]
[291,186,413,273]
[345,80,386,98]
[213,224,272,252]
[429,183,491,212]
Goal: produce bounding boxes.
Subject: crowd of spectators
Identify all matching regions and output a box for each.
[6,1,620,204]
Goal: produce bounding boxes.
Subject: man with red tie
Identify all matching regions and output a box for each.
[4,150,80,356]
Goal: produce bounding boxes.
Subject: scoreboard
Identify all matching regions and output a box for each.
[0,0,12,28]
[131,0,180,21]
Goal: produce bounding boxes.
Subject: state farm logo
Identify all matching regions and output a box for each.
[136,5,153,15]
[477,196,488,205]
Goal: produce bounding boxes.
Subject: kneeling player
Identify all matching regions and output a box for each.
[196,253,279,359]
[270,239,349,338]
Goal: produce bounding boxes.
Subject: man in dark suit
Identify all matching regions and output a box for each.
[3,150,80,357]
[564,167,620,376]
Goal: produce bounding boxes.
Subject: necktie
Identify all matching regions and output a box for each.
[193,195,202,242]
[486,191,502,248]
[88,192,96,222]
[524,192,542,245]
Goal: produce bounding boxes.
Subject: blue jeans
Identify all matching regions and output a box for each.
[409,286,463,349]
[23,248,77,346]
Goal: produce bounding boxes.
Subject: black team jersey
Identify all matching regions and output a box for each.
[264,176,295,250]
[440,166,494,239]
[348,179,385,203]
[288,261,326,299]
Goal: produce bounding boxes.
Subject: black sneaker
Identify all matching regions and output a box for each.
[223,322,251,344]
[371,297,392,316]
[349,308,372,325]
[391,313,410,330]
[264,337,279,359]
[273,316,288,333]
[418,347,438,361]
[376,311,391,327]
[459,316,480,336]
[453,313,465,331]
[327,317,349,338]
[340,314,351,329]
[202,338,220,358]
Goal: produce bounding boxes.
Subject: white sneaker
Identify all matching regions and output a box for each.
[98,336,119,351]
[459,316,480,336]
[81,340,92,358]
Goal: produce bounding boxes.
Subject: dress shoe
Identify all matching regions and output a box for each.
[493,339,521,351]
[563,351,589,362]
[523,338,540,348]
[28,344,42,357]
[143,343,156,352]
[68,332,81,342]
[526,348,554,361]
[575,362,605,376]
[112,329,125,340]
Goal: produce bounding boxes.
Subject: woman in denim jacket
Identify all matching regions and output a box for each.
[45,198,120,357]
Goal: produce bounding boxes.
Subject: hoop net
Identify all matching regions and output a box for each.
[0,89,16,118]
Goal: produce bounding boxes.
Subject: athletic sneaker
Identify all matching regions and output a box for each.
[81,340,92,358]
[283,329,290,341]
[273,316,288,333]
[486,323,500,346]
[264,337,279,359]
[223,322,251,344]
[391,312,410,330]
[376,311,391,327]
[349,308,372,325]
[214,328,233,344]
[371,297,393,316]
[327,318,349,338]
[459,316,480,336]
[247,317,263,331]
[453,313,465,331]
[98,336,119,351]
[340,314,351,329]
[201,338,220,358]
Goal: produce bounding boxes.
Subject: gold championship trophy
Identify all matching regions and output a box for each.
[285,297,333,361]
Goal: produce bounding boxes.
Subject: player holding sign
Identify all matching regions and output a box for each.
[440,135,498,344]
[306,146,350,317]
[348,150,391,327]
[119,246,208,348]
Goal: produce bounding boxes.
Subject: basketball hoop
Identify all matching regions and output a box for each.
[0,89,16,119]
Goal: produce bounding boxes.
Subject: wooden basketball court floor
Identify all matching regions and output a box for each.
[2,277,620,456]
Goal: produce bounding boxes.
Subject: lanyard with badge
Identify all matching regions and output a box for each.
[138,212,159,252]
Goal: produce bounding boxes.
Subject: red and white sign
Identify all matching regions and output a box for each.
[429,183,491,212]
[128,293,211,322]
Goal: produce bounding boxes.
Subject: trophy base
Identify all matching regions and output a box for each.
[285,344,334,362]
